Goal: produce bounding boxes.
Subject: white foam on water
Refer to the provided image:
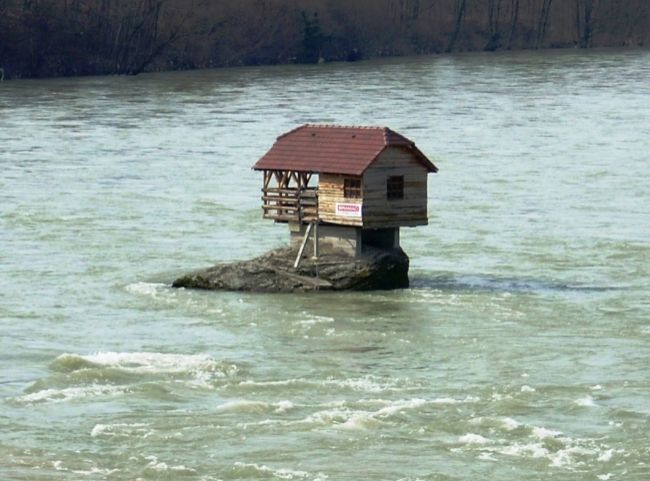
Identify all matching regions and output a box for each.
[75,351,225,373]
[373,398,426,416]
[575,395,597,407]
[232,396,471,431]
[233,462,311,479]
[238,375,416,393]
[239,379,305,388]
[468,415,521,432]
[430,396,477,404]
[598,449,614,462]
[490,392,513,402]
[456,418,625,471]
[215,399,295,414]
[548,445,596,468]
[300,398,428,430]
[495,435,619,470]
[338,412,382,431]
[319,400,347,409]
[459,433,490,445]
[296,315,335,327]
[125,281,167,298]
[57,352,236,389]
[48,351,235,393]
[478,452,497,462]
[500,442,549,459]
[501,417,521,431]
[326,376,406,393]
[520,385,536,392]
[301,408,363,429]
[216,400,269,413]
[531,426,563,440]
[71,467,121,476]
[16,384,128,404]
[236,418,286,429]
[275,400,295,413]
[358,397,470,407]
[145,455,197,474]
[125,282,210,310]
[90,423,150,438]
[302,409,358,429]
[52,460,119,476]
[598,474,613,480]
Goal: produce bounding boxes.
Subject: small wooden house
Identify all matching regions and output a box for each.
[253,124,438,257]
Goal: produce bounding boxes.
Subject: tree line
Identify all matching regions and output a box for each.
[0,0,648,79]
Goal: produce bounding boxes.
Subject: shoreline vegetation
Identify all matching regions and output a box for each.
[1,0,648,80]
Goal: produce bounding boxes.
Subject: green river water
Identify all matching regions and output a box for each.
[1,48,650,480]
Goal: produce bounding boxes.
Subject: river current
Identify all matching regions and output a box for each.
[1,48,649,480]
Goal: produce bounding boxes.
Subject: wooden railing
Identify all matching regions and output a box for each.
[262,187,318,223]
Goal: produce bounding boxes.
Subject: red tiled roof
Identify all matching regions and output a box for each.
[253,124,438,176]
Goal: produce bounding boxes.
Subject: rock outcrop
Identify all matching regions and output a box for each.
[172,246,409,292]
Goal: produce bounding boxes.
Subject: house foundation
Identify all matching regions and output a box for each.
[290,223,400,258]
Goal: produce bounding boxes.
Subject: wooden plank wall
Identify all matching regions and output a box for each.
[361,147,429,228]
[318,173,363,226]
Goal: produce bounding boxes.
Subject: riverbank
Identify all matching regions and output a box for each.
[1,0,648,80]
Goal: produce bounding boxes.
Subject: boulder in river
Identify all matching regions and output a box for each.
[172,246,409,292]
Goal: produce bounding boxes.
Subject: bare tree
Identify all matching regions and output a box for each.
[507,0,520,48]
[2,0,650,79]
[485,0,504,50]
[447,0,466,52]
[110,0,187,75]
[535,0,554,48]
[575,0,597,48]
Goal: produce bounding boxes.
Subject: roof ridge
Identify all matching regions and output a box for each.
[382,127,390,145]
[303,123,385,130]
[383,126,414,146]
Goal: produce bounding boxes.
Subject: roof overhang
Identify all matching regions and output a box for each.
[252,124,438,175]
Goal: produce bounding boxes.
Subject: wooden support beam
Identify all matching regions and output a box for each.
[263,171,272,189]
[294,222,314,269]
[280,171,290,188]
[312,222,319,259]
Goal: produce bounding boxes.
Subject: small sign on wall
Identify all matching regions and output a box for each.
[336,203,362,218]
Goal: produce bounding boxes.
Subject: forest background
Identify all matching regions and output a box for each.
[1,0,648,79]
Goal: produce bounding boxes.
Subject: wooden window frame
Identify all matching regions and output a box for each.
[344,178,362,199]
[387,175,404,200]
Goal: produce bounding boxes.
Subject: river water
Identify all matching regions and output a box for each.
[1,48,649,480]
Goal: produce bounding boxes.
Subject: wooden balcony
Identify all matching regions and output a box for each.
[261,187,318,223]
